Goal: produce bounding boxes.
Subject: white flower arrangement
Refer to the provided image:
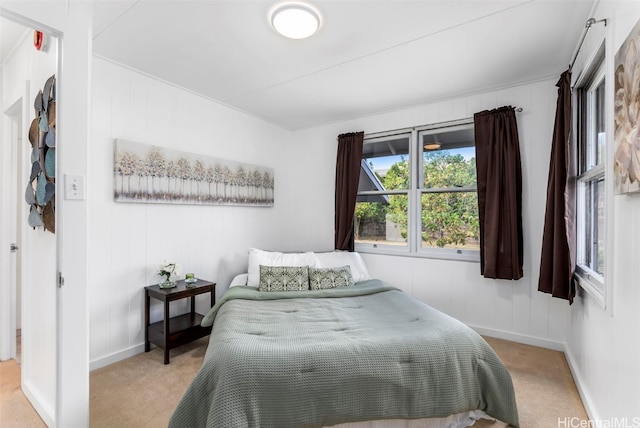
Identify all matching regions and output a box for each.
[614,25,640,193]
[158,260,182,283]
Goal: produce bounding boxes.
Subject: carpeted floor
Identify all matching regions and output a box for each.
[0,359,45,428]
[90,339,208,428]
[0,336,587,427]
[479,337,588,427]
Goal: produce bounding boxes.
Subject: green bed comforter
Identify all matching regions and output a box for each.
[169,279,519,427]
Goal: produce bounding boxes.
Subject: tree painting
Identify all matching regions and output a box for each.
[114,139,274,206]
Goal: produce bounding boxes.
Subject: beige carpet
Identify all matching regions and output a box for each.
[0,359,47,428]
[90,339,208,428]
[478,337,588,427]
[1,336,587,427]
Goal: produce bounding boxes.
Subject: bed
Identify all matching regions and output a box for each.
[169,251,519,428]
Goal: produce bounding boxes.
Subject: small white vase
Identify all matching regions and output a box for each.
[159,277,176,289]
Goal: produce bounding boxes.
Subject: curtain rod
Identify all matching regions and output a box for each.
[569,18,607,71]
[362,107,523,139]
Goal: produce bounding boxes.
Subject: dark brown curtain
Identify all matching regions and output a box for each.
[335,132,364,251]
[474,106,523,280]
[538,70,576,303]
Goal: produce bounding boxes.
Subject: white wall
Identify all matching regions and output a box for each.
[1,26,57,425]
[88,52,573,366]
[88,61,579,386]
[294,78,571,349]
[89,57,326,368]
[565,1,640,422]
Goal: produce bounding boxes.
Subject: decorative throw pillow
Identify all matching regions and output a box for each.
[259,265,309,292]
[309,266,354,290]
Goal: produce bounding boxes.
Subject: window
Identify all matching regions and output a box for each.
[355,120,479,261]
[576,59,606,298]
[418,125,479,255]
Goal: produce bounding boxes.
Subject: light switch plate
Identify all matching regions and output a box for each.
[64,174,85,200]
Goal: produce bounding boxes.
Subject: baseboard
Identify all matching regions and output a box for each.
[90,343,145,371]
[22,379,55,427]
[563,344,599,422]
[468,325,565,351]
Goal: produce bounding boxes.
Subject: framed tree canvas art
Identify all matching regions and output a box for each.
[114,139,274,206]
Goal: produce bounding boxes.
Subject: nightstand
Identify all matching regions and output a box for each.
[144,279,215,364]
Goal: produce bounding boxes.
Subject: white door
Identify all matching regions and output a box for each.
[1,14,60,425]
[8,97,23,362]
[1,87,27,362]
[1,103,17,362]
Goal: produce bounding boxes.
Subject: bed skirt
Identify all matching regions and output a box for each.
[328,410,508,427]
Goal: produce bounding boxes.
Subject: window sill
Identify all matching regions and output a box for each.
[574,267,606,309]
[355,244,480,263]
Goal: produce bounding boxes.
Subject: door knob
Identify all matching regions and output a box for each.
[10,243,19,252]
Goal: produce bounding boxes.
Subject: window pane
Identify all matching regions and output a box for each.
[420,126,476,189]
[420,191,479,250]
[594,79,605,167]
[582,77,605,172]
[594,178,605,275]
[583,177,605,275]
[418,124,478,252]
[422,149,477,188]
[594,179,607,275]
[355,195,408,247]
[360,135,410,192]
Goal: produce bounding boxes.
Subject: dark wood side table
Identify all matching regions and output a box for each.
[144,279,215,364]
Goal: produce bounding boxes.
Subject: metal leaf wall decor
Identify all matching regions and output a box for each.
[114,139,274,207]
[25,74,56,233]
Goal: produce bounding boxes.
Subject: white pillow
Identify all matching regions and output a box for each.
[313,251,371,283]
[229,273,248,288]
[247,248,316,287]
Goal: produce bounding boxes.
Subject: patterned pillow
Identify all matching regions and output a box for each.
[309,266,354,290]
[258,265,309,292]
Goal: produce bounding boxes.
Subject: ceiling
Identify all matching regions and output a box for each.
[4,1,596,130]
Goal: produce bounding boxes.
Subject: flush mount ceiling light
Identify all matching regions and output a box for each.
[271,3,320,39]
